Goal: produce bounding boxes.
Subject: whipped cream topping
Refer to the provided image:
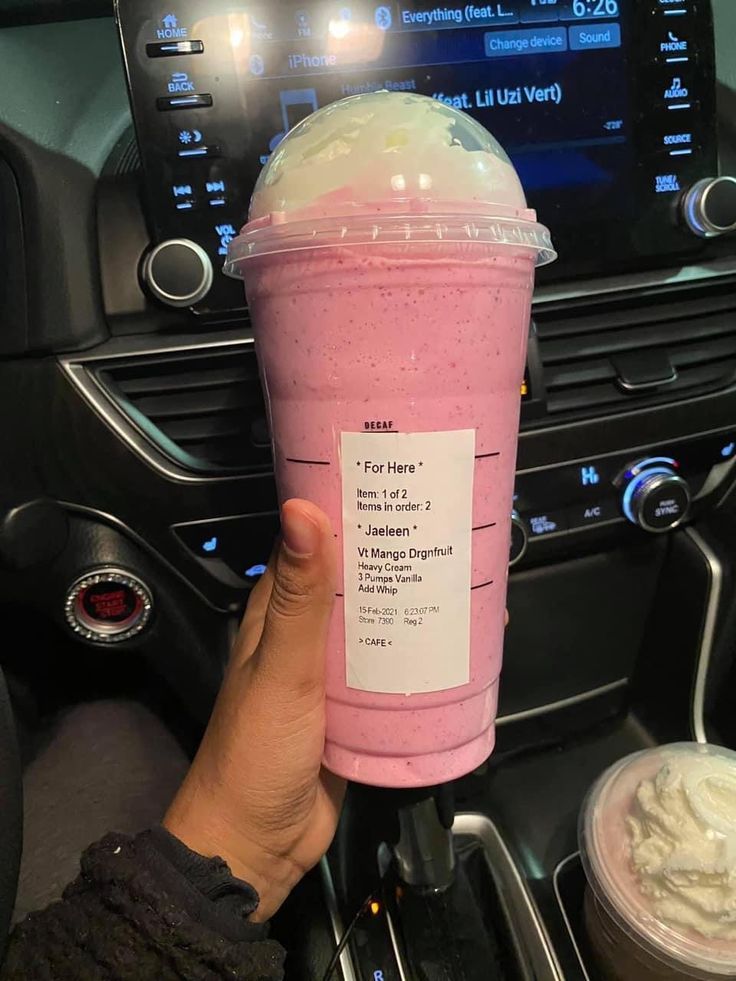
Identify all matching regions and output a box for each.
[627,751,736,939]
[249,91,526,219]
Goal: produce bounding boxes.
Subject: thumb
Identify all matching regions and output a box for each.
[255,499,336,693]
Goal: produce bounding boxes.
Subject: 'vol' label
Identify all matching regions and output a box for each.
[341,430,474,695]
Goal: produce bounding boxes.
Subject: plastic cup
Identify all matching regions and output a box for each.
[580,742,736,980]
[225,91,554,788]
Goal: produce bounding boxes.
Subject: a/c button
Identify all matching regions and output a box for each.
[567,498,621,529]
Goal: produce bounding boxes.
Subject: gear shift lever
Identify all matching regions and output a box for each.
[327,784,503,981]
[394,786,455,889]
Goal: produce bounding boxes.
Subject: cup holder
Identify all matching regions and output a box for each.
[553,852,596,980]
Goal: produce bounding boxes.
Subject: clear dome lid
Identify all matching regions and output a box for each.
[224,91,555,273]
[580,742,736,978]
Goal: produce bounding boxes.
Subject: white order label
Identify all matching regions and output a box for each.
[341,429,475,695]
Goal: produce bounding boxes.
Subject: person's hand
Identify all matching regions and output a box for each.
[163,499,345,921]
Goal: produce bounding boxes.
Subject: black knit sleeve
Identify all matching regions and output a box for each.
[1,829,287,981]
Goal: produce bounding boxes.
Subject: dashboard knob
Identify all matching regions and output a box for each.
[682,177,736,238]
[620,461,691,534]
[510,510,528,566]
[141,238,213,308]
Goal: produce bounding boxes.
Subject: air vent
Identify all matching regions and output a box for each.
[535,280,736,420]
[94,347,271,474]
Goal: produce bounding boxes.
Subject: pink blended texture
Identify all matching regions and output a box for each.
[245,242,535,787]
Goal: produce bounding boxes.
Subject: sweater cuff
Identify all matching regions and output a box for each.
[137,826,269,943]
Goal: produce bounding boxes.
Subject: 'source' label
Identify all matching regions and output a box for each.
[341,430,475,694]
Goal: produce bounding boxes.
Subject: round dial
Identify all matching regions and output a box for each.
[683,177,736,239]
[142,238,213,308]
[620,459,691,534]
[510,511,528,566]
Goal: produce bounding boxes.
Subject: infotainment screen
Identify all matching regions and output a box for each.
[237,0,630,244]
[117,0,718,309]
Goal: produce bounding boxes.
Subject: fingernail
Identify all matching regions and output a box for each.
[281,503,320,557]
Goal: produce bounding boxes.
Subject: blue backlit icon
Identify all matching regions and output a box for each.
[172,183,193,197]
[202,537,218,553]
[249,54,265,76]
[664,76,688,101]
[580,465,600,487]
[178,128,202,145]
[245,564,268,578]
[158,13,188,39]
[169,71,195,93]
[215,223,238,256]
[206,180,226,193]
[373,971,385,981]
[655,173,681,193]
[375,5,392,29]
[530,515,558,535]
[722,442,736,459]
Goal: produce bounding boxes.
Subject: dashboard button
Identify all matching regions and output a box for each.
[656,70,693,110]
[567,498,620,529]
[652,0,690,12]
[655,126,700,160]
[157,94,213,111]
[173,514,280,582]
[178,144,221,159]
[524,510,568,538]
[146,40,204,57]
[640,477,690,531]
[654,23,692,64]
[65,570,153,644]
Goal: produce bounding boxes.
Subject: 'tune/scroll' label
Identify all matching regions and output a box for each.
[341,430,475,695]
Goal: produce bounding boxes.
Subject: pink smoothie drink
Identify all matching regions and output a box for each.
[225,92,555,788]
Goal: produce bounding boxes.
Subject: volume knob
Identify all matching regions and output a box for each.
[683,177,736,238]
[142,238,213,308]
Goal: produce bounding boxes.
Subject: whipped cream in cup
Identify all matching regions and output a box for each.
[580,742,736,979]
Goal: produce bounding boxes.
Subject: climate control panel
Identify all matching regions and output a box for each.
[169,428,736,591]
[510,427,735,558]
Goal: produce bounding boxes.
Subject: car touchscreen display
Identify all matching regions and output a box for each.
[119,0,716,304]
[232,0,632,267]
